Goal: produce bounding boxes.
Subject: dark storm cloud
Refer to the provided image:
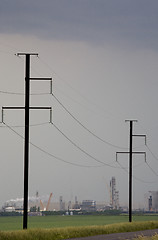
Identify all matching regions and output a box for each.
[0,0,158,47]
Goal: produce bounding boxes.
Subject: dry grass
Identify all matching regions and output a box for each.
[0,221,158,240]
[133,233,158,240]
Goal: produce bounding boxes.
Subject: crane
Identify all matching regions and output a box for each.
[46,193,53,211]
[105,181,112,207]
[40,199,44,211]
[39,193,53,211]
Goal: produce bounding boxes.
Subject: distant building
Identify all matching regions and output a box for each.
[81,200,96,211]
[110,177,119,209]
[148,195,152,211]
[148,191,158,211]
[59,196,65,211]
[4,206,15,212]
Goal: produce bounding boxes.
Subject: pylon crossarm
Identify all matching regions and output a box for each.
[2,106,24,109]
[133,134,147,145]
[29,78,52,81]
[17,53,38,57]
[2,106,52,124]
[116,151,146,162]
[132,152,146,162]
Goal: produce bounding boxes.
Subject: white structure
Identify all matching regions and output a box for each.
[4,206,15,212]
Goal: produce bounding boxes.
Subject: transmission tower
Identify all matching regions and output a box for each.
[2,53,52,229]
[116,120,146,222]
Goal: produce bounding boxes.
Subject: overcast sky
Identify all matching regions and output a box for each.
[0,0,158,210]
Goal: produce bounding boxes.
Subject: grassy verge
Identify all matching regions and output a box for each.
[0,221,158,240]
[134,233,158,240]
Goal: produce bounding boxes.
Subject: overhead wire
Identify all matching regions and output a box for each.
[39,57,155,155]
[0,87,145,152]
[137,121,158,162]
[146,144,158,162]
[144,143,158,177]
[51,122,120,168]
[38,56,123,121]
[3,54,158,176]
[34,56,123,123]
[0,54,130,151]
[116,160,156,184]
[1,53,157,186]
[0,91,142,169]
[0,122,49,128]
[52,93,127,150]
[145,145,158,176]
[54,86,110,122]
[37,57,89,101]
[2,122,104,168]
[0,87,128,150]
[0,90,24,95]
[145,161,158,177]
[0,89,50,95]
[0,89,146,153]
[135,121,158,178]
[133,172,156,184]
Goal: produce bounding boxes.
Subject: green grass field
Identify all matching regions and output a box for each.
[0,215,158,231]
[1,220,158,240]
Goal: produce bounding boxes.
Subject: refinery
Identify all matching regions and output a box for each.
[1,177,119,214]
[1,177,156,215]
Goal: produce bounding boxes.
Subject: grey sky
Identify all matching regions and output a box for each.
[0,1,158,210]
[0,0,158,48]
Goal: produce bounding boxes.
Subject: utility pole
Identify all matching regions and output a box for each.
[127,120,135,222]
[116,120,146,222]
[2,53,52,229]
[24,53,31,230]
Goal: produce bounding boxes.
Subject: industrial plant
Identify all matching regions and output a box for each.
[1,177,157,215]
[1,177,116,213]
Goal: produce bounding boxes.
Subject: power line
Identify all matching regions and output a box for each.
[0,89,50,95]
[136,122,158,168]
[0,87,149,153]
[3,121,104,168]
[38,56,124,121]
[37,55,121,122]
[38,57,91,101]
[145,161,158,177]
[0,122,49,128]
[0,90,24,95]
[52,93,127,150]
[54,86,110,122]
[51,122,119,169]
[146,144,158,162]
[116,160,156,184]
[0,87,128,150]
